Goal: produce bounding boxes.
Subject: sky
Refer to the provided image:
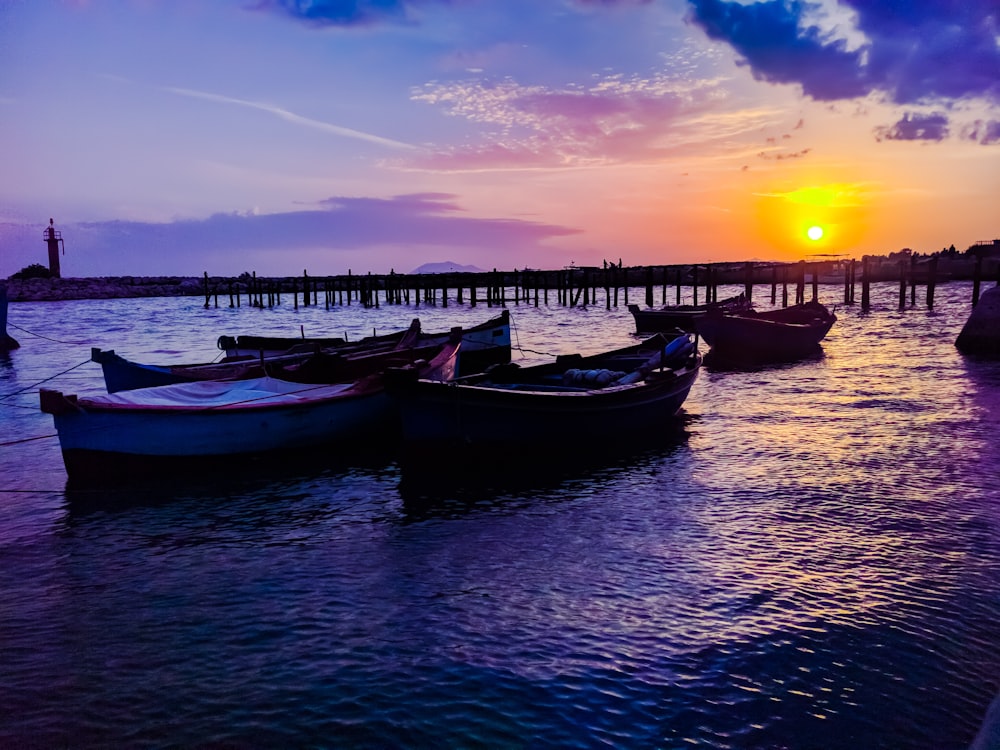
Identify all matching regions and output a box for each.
[1,0,998,278]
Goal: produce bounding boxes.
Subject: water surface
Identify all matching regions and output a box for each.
[2,283,998,748]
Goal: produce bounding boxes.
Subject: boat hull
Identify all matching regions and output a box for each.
[628,294,750,333]
[389,333,700,461]
[54,389,393,484]
[96,311,510,392]
[43,336,461,485]
[395,372,697,448]
[695,302,836,364]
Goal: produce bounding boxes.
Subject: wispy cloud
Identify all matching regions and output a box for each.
[404,70,751,170]
[165,87,417,150]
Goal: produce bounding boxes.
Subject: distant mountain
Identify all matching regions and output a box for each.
[410,261,486,274]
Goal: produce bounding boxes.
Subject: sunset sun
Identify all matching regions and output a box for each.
[807,225,824,241]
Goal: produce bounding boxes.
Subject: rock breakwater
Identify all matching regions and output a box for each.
[7,276,209,302]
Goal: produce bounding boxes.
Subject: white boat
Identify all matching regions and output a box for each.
[40,333,461,485]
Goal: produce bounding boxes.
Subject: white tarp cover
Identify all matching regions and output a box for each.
[81,377,358,410]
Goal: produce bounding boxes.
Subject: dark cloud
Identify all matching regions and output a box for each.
[873,112,950,142]
[685,0,1000,106]
[961,119,1000,145]
[0,195,579,277]
[684,0,870,100]
[248,0,440,27]
[757,147,812,159]
[572,0,653,5]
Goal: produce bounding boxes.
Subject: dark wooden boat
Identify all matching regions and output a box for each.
[628,293,750,333]
[217,310,510,362]
[386,332,701,460]
[694,300,836,365]
[93,311,511,392]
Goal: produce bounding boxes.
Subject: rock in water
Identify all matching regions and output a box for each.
[956,285,1000,357]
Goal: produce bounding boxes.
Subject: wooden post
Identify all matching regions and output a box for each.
[810,264,818,302]
[796,261,805,305]
[645,267,654,307]
[662,266,669,306]
[744,261,753,303]
[972,253,983,307]
[203,272,210,309]
[861,257,870,311]
[849,259,856,304]
[910,256,917,306]
[692,265,699,306]
[898,258,907,310]
[771,265,778,305]
[782,266,789,307]
[926,256,937,309]
[844,261,852,304]
[676,266,682,305]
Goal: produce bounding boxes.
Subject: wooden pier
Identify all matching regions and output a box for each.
[202,254,1000,313]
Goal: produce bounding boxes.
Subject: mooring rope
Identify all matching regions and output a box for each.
[5,321,91,345]
[507,312,559,359]
[0,359,90,402]
[0,488,67,495]
[0,433,58,447]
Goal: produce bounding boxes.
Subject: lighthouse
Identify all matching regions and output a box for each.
[43,218,64,278]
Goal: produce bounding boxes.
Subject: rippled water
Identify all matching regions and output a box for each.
[2,283,999,748]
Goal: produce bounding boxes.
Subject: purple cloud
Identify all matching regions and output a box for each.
[248,0,442,27]
[685,0,1000,107]
[961,119,1000,145]
[684,0,870,100]
[0,195,580,277]
[873,112,950,142]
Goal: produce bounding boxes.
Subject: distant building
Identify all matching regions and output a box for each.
[969,239,1000,257]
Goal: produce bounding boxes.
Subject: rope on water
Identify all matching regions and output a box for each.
[0,488,67,495]
[5,321,91,345]
[507,312,559,359]
[0,433,58,447]
[0,359,91,402]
